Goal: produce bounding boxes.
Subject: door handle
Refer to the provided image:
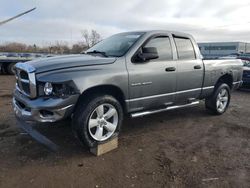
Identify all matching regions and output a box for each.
[194,65,202,69]
[165,67,176,72]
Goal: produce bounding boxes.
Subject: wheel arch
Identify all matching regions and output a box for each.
[75,84,127,113]
[215,73,233,89]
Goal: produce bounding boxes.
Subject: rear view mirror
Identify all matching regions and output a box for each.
[136,47,159,62]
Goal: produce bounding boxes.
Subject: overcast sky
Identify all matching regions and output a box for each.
[1,0,250,46]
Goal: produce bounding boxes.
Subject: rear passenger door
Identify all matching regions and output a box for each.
[173,36,204,103]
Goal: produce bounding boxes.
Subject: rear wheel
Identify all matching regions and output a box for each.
[205,83,231,115]
[72,95,123,148]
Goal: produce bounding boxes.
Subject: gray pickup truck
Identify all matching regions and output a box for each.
[13,30,243,147]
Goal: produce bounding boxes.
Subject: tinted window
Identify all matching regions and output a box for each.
[174,37,196,60]
[144,36,173,61]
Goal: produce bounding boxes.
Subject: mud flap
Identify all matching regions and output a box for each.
[16,118,59,152]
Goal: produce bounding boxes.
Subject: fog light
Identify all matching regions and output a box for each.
[44,82,53,95]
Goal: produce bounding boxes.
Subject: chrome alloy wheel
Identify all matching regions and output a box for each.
[88,103,118,141]
[216,88,229,113]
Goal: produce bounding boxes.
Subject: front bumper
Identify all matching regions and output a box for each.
[13,89,79,122]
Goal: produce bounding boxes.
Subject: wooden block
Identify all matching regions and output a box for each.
[90,137,118,156]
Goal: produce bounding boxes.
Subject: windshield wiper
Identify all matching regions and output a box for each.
[86,50,108,57]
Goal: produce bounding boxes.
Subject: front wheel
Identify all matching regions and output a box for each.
[205,83,231,115]
[72,95,123,148]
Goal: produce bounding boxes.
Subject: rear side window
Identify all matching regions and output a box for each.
[144,36,173,61]
[174,37,196,60]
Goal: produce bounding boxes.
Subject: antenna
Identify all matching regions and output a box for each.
[0,7,36,26]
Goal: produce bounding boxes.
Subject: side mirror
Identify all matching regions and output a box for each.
[137,47,159,62]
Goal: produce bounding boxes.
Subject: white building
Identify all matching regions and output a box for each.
[198,42,250,59]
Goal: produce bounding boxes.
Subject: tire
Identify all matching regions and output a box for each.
[7,63,16,75]
[72,94,123,148]
[0,64,3,74]
[205,83,231,115]
[2,65,8,74]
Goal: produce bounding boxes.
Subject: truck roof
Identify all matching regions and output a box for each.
[120,30,193,39]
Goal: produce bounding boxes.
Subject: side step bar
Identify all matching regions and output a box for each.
[131,101,200,118]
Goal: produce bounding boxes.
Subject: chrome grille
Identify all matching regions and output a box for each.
[15,63,37,98]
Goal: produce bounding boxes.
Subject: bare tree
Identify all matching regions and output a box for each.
[0,41,88,54]
[90,30,101,47]
[0,42,27,52]
[71,42,88,54]
[82,30,91,48]
[81,29,101,48]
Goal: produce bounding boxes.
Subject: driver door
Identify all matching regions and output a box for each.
[126,35,177,112]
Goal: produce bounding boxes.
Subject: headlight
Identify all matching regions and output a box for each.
[44,82,53,95]
[38,81,79,97]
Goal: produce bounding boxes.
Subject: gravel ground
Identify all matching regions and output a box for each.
[0,75,250,188]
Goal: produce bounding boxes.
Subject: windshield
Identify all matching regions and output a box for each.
[86,32,145,57]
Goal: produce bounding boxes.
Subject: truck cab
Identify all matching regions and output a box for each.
[125,31,205,113]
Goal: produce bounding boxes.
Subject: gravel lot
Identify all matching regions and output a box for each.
[0,75,250,188]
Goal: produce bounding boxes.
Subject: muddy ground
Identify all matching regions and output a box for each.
[0,75,250,188]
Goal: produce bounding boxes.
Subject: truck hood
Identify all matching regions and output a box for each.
[27,54,117,73]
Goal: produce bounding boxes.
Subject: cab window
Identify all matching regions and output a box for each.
[144,36,173,61]
[174,37,196,60]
